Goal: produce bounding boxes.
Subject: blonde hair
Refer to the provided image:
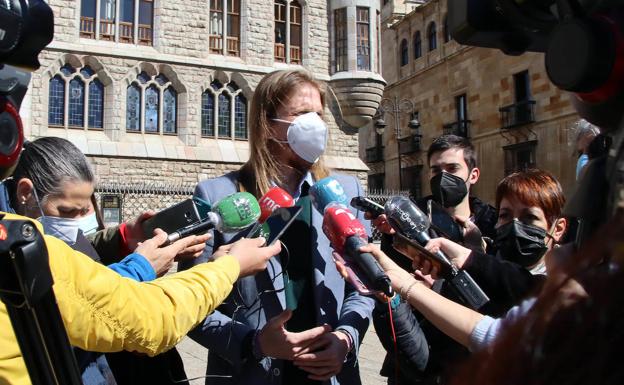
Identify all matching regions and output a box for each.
[239,69,330,196]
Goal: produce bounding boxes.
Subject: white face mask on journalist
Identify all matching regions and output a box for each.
[38,212,99,245]
[271,112,328,164]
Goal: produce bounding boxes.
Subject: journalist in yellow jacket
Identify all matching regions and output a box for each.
[0,213,279,385]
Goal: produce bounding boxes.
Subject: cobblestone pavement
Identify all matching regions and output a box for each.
[177,327,387,385]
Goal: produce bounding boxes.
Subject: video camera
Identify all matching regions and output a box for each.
[0,0,54,180]
[0,2,82,385]
[449,0,624,245]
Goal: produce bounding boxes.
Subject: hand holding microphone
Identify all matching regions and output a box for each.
[165,192,260,245]
[350,196,395,235]
[310,177,393,297]
[384,196,489,309]
[322,203,393,296]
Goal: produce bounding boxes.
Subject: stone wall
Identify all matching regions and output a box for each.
[367,0,579,204]
[23,0,370,193]
[89,155,368,191]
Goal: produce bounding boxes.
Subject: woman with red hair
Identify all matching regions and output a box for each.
[365,169,568,352]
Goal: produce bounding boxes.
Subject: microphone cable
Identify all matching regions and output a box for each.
[387,297,400,385]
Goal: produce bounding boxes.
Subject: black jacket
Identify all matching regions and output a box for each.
[373,196,543,384]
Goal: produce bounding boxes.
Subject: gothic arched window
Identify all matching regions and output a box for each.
[48,64,105,129]
[126,71,178,134]
[201,80,247,140]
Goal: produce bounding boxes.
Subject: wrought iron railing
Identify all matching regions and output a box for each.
[365,146,384,162]
[443,119,471,137]
[398,135,421,154]
[499,100,536,129]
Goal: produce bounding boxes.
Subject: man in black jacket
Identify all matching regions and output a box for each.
[372,135,539,385]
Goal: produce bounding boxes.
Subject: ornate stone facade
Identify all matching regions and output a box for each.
[22,0,382,200]
[361,0,579,204]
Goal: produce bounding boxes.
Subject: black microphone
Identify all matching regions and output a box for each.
[384,196,456,273]
[384,196,489,309]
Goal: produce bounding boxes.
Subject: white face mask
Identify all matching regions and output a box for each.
[272,112,328,164]
[38,212,99,245]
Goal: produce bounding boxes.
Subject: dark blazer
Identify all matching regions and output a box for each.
[179,171,374,385]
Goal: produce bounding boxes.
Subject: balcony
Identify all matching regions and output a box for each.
[226,37,240,56]
[443,119,471,138]
[366,146,384,162]
[99,19,115,41]
[209,35,222,54]
[398,135,421,154]
[119,21,133,43]
[499,100,536,129]
[274,43,286,62]
[138,24,152,45]
[80,16,95,38]
[290,45,301,64]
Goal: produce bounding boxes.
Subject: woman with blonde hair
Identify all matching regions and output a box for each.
[180,69,373,385]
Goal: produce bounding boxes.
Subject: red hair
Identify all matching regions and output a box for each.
[495,169,565,226]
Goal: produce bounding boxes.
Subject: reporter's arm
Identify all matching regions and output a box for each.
[401,279,484,348]
[363,243,485,349]
[88,225,125,265]
[107,252,156,281]
[46,235,240,356]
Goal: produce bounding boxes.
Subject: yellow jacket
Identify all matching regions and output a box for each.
[0,213,239,385]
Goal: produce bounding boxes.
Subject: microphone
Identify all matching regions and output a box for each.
[350,196,385,219]
[166,192,260,245]
[248,186,295,238]
[323,203,393,297]
[384,196,489,309]
[309,176,348,213]
[258,186,295,223]
[384,196,454,268]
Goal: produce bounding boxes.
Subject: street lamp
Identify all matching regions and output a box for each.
[374,95,420,190]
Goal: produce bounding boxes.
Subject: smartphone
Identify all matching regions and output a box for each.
[427,200,464,243]
[350,196,385,218]
[142,199,202,239]
[249,206,302,246]
[392,231,454,277]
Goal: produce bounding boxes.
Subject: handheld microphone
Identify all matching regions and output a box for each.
[384,196,455,269]
[248,186,295,238]
[323,203,393,297]
[166,192,260,245]
[350,196,385,219]
[309,176,348,213]
[258,186,294,223]
[384,196,489,309]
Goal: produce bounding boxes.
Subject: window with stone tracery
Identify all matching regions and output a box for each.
[201,80,247,140]
[126,71,177,134]
[48,64,104,130]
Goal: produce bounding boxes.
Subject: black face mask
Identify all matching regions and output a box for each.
[495,220,550,268]
[430,172,468,208]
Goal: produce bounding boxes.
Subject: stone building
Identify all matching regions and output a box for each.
[21,0,386,222]
[360,0,580,204]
